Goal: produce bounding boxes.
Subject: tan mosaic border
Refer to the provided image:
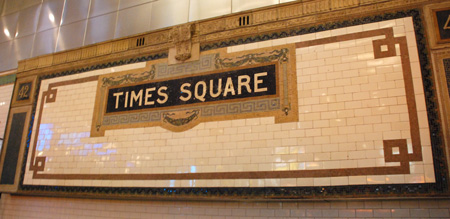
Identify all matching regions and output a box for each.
[28,27,423,182]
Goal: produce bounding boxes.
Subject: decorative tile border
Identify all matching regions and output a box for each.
[102,98,281,126]
[26,26,427,186]
[156,54,216,78]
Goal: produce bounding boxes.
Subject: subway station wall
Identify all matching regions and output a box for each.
[0,0,297,72]
[4,5,445,200]
[0,0,450,207]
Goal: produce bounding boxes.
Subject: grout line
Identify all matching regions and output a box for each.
[81,0,92,46]
[54,0,68,53]
[118,0,159,11]
[112,0,120,39]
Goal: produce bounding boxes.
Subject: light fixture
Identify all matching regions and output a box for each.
[49,13,55,23]
[3,28,10,38]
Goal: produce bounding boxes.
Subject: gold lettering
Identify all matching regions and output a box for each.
[444,15,450,30]
[195,81,207,102]
[180,83,192,101]
[113,92,123,109]
[254,72,268,93]
[124,92,129,108]
[18,85,29,99]
[130,90,143,107]
[209,79,222,98]
[157,86,168,104]
[145,87,156,105]
[238,75,251,94]
[223,77,235,97]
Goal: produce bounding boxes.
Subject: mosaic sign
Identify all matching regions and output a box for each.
[16,82,31,101]
[90,46,298,135]
[12,76,36,107]
[106,65,277,113]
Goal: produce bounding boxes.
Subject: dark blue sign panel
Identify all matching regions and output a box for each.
[106,64,277,113]
[436,9,450,41]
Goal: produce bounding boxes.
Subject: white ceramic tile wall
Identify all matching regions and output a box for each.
[1,194,449,219]
[0,84,13,146]
[0,0,301,72]
[23,18,435,188]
